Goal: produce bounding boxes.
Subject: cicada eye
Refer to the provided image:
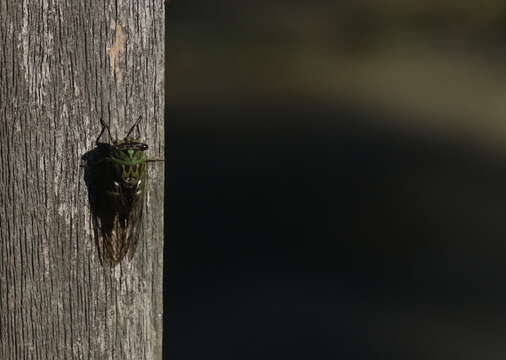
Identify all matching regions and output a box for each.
[113,181,121,189]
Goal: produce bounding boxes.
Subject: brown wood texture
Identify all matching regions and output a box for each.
[0,1,165,359]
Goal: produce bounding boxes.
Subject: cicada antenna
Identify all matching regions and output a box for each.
[96,118,113,144]
[126,115,143,138]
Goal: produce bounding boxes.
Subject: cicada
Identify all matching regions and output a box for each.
[84,116,163,266]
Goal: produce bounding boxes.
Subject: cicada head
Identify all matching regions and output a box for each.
[110,138,149,163]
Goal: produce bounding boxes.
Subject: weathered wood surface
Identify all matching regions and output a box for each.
[0,1,164,359]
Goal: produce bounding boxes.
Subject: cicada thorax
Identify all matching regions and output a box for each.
[108,142,147,204]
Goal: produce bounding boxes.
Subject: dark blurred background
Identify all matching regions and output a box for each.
[164,1,506,359]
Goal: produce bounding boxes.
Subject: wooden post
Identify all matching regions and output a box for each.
[0,1,164,359]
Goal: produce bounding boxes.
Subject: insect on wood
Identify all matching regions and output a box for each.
[83,116,163,266]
